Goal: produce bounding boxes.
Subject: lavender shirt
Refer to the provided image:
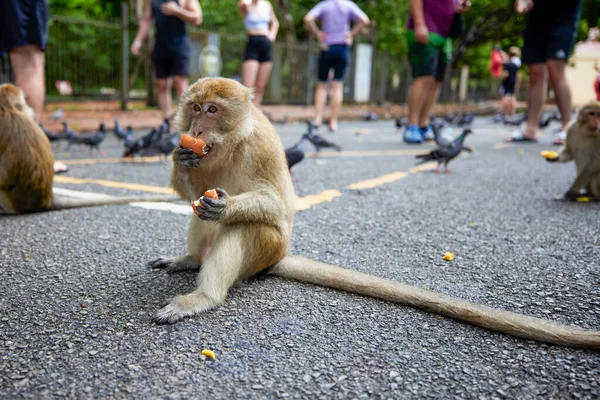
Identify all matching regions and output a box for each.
[306,0,368,45]
[407,0,456,38]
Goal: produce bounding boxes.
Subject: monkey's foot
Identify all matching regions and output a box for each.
[148,258,201,274]
[153,292,216,324]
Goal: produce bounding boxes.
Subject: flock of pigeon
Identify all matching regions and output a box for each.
[39,118,180,159]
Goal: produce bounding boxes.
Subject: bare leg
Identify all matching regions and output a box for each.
[507,94,516,116]
[328,81,344,131]
[547,59,572,131]
[418,80,441,127]
[522,63,548,138]
[313,82,328,127]
[9,45,45,122]
[252,62,273,106]
[173,75,189,99]
[242,60,260,100]
[156,78,172,120]
[408,76,435,126]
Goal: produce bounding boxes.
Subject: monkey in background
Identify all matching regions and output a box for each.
[0,84,177,214]
[546,101,600,200]
[150,78,599,349]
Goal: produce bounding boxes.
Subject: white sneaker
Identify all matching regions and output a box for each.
[553,130,566,146]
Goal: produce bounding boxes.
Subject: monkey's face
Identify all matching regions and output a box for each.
[0,84,34,118]
[585,108,600,133]
[176,78,253,162]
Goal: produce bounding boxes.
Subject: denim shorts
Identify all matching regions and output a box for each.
[317,44,349,82]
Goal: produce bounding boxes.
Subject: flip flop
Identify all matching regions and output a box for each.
[553,130,566,146]
[505,130,538,143]
[54,161,69,174]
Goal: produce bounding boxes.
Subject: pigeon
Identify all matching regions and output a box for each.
[455,112,474,126]
[142,132,180,159]
[303,121,342,154]
[443,113,458,124]
[81,123,107,155]
[113,119,128,141]
[285,134,310,172]
[503,114,527,126]
[415,128,473,173]
[395,117,408,129]
[62,122,84,150]
[363,112,378,121]
[39,124,62,142]
[430,119,454,147]
[123,127,159,157]
[50,108,64,121]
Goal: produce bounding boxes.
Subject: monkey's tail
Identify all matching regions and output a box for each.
[50,193,179,211]
[271,255,600,350]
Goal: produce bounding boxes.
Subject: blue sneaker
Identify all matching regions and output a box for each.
[403,124,423,144]
[420,126,435,141]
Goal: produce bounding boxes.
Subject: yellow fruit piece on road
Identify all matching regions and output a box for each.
[540,150,558,159]
[443,252,455,261]
[202,349,216,359]
[576,197,591,203]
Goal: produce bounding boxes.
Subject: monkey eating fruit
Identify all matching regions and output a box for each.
[181,133,209,155]
[191,189,219,215]
[149,78,600,349]
[545,101,600,201]
[0,84,178,214]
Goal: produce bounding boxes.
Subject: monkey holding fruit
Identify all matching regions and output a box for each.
[543,101,600,200]
[0,84,177,214]
[148,78,600,349]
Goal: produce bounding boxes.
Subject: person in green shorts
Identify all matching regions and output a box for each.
[404,0,470,144]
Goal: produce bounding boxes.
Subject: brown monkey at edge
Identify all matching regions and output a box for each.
[545,101,600,200]
[150,78,600,349]
[0,84,177,214]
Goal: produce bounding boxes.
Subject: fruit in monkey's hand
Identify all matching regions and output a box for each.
[540,150,558,162]
[181,134,208,155]
[191,189,220,215]
[575,196,591,203]
[443,252,455,261]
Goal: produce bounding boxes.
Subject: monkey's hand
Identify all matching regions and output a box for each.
[194,188,227,221]
[173,146,202,168]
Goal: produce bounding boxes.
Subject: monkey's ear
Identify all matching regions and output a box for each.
[15,103,23,112]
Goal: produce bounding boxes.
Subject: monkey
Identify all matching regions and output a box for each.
[546,101,600,201]
[150,78,600,349]
[0,84,178,214]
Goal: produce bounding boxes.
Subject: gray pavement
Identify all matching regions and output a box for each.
[1,117,599,399]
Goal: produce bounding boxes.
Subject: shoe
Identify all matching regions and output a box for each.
[420,126,435,141]
[505,129,538,143]
[403,124,423,144]
[553,130,566,146]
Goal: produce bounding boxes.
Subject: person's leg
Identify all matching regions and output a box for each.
[523,63,547,138]
[328,81,343,131]
[418,80,441,127]
[156,78,172,120]
[9,45,45,121]
[313,83,328,127]
[253,62,272,106]
[314,50,332,127]
[173,76,189,99]
[327,45,349,131]
[547,62,572,130]
[507,95,516,116]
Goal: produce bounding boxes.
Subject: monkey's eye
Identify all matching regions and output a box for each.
[589,111,600,117]
[193,104,201,112]
[207,105,217,114]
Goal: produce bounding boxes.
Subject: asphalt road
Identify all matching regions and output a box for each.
[1,116,599,399]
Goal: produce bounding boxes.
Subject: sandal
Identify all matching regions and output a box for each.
[505,129,538,143]
[553,130,566,146]
[54,161,69,174]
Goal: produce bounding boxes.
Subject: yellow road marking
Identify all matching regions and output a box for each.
[347,172,409,190]
[409,164,438,173]
[54,176,175,194]
[308,149,430,158]
[295,190,342,211]
[493,143,511,150]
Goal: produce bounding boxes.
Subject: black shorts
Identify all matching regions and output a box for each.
[501,79,516,96]
[0,0,48,53]
[317,44,349,82]
[152,55,189,79]
[244,35,272,63]
[522,2,582,65]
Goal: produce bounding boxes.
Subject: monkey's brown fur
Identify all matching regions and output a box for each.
[0,84,178,214]
[155,78,599,349]
[553,101,600,199]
